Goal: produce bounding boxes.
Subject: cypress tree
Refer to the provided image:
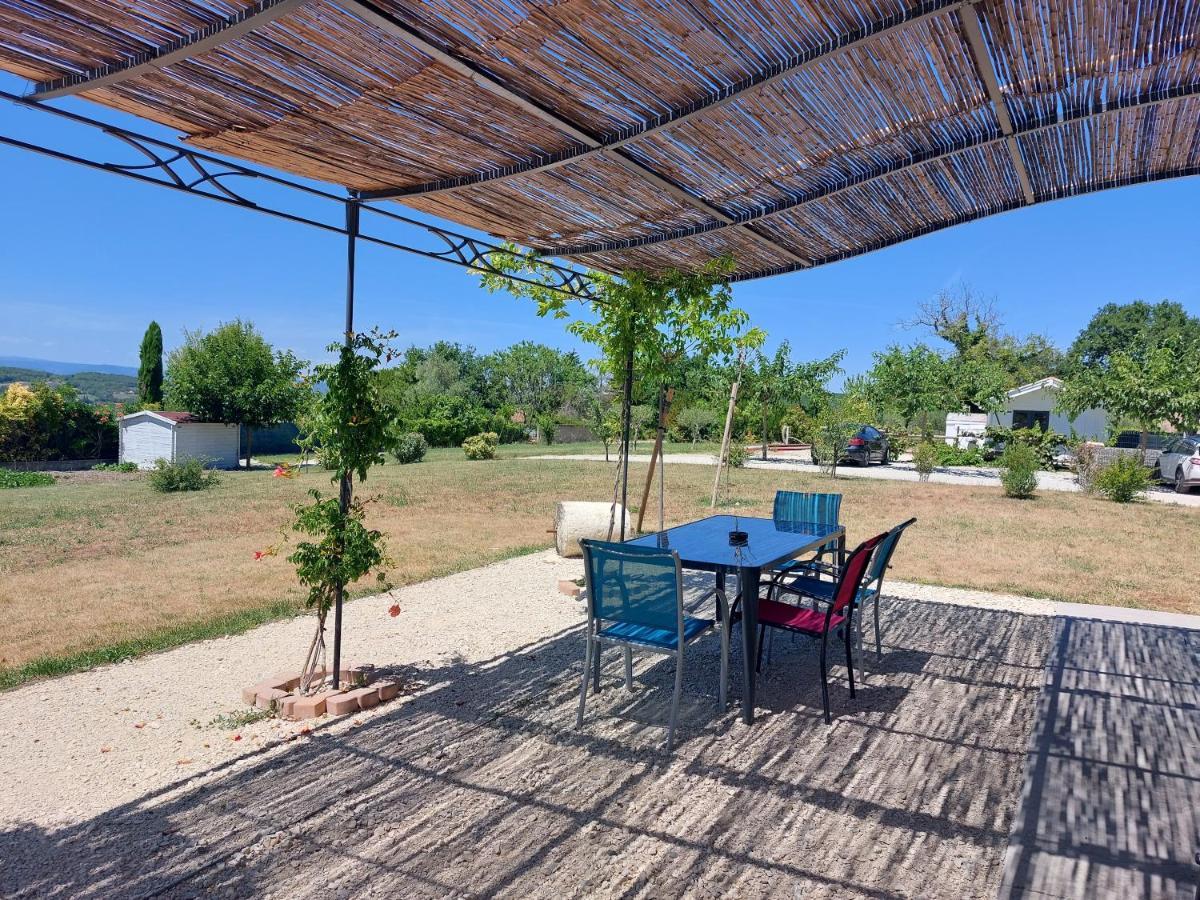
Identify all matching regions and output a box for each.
[137,321,164,405]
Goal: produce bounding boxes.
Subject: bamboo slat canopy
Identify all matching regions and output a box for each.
[1,0,1198,281]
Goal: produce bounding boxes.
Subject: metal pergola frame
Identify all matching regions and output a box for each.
[0,91,602,303]
[0,88,607,688]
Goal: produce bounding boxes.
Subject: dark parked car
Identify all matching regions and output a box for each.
[810,425,890,467]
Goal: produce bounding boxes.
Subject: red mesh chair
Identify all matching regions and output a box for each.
[756,532,887,724]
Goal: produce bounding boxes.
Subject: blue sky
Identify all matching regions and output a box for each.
[2,74,1198,387]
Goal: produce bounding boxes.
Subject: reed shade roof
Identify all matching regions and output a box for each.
[2,0,1198,280]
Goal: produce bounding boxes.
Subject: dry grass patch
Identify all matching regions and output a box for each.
[1,453,1196,670]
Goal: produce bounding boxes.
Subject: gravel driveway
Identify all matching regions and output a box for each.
[531,452,1200,508]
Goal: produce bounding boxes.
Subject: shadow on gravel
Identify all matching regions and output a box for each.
[1000,616,1200,900]
[4,598,1059,899]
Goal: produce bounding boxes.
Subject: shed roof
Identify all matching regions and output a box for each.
[1,1,1197,281]
[121,410,200,425]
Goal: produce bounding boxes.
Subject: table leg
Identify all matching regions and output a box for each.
[739,564,761,724]
[837,532,847,567]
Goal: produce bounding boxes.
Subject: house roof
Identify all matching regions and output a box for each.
[1006,377,1064,399]
[2,1,1197,282]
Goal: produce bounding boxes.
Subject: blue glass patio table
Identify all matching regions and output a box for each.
[627,514,846,724]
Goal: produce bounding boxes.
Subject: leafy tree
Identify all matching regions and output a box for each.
[481,250,762,521]
[0,382,118,462]
[743,342,844,458]
[1060,338,1200,447]
[280,330,397,693]
[676,406,718,446]
[629,404,655,448]
[484,341,591,424]
[164,320,309,466]
[1060,301,1200,447]
[946,352,1010,416]
[910,284,1002,357]
[481,253,761,393]
[810,390,873,479]
[137,321,164,405]
[381,341,487,404]
[857,344,952,433]
[910,283,1063,391]
[1066,300,1200,371]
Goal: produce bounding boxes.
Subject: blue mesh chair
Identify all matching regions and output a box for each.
[765,490,843,588]
[776,517,916,657]
[576,539,729,752]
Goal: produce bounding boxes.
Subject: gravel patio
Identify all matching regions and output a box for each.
[2,552,1196,899]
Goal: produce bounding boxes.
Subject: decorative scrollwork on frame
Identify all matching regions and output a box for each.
[0,89,601,302]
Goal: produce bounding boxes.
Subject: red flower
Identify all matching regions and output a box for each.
[254,550,264,560]
[388,604,401,618]
[273,466,285,477]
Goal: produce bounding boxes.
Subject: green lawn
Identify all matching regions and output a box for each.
[2,451,1196,688]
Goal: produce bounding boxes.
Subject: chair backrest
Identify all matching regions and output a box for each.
[830,532,888,618]
[865,517,917,587]
[773,490,841,526]
[580,539,683,633]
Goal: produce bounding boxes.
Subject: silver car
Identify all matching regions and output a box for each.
[1155,435,1200,493]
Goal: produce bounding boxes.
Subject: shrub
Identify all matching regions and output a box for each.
[392,432,428,465]
[934,444,985,466]
[0,382,118,463]
[92,461,138,472]
[462,432,499,460]
[985,425,1063,469]
[398,395,525,447]
[725,442,748,468]
[999,443,1039,499]
[912,442,937,482]
[535,413,557,445]
[148,457,219,493]
[1094,455,1151,503]
[0,467,55,488]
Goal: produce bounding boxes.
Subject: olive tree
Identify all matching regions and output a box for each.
[480,250,761,533]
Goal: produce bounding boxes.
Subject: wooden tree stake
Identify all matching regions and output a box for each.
[711,349,745,508]
[636,385,673,533]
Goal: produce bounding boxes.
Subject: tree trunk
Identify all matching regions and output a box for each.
[761,403,769,460]
[244,428,253,469]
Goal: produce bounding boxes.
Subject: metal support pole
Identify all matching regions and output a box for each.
[331,199,359,689]
[618,340,634,541]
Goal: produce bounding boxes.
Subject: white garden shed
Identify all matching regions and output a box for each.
[119,411,241,470]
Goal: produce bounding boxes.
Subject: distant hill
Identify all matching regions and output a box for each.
[0,356,137,376]
[0,366,137,404]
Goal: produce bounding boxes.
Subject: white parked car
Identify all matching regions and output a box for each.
[1154,435,1200,493]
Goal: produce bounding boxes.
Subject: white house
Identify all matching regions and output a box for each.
[119,411,241,469]
[988,377,1108,439]
[944,377,1108,446]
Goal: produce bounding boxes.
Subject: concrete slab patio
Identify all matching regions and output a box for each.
[1,552,1196,899]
